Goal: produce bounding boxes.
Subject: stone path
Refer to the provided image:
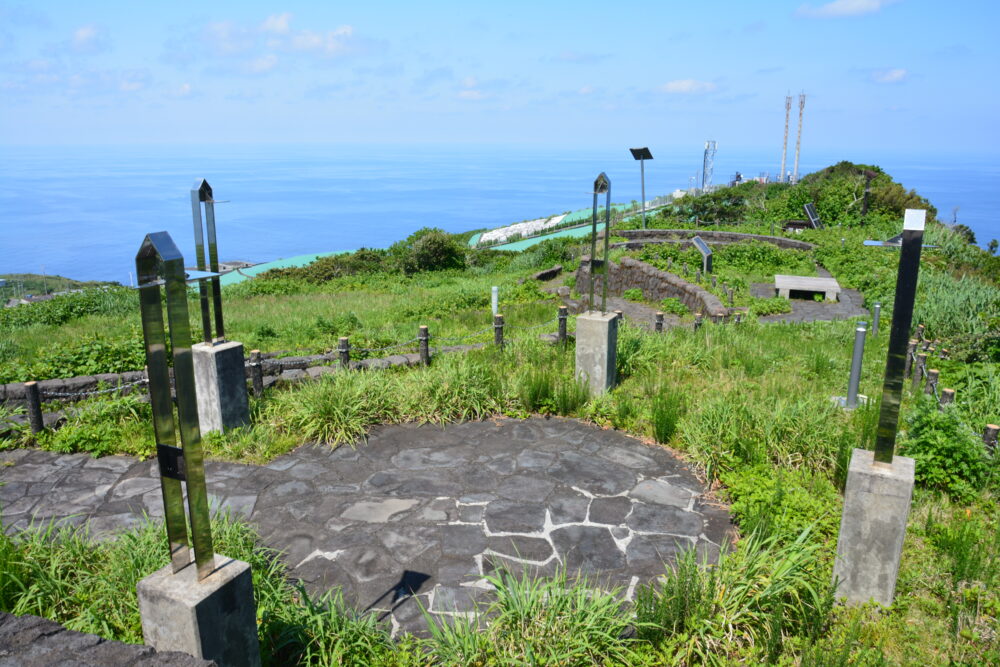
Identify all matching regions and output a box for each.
[0,417,732,636]
[750,282,868,323]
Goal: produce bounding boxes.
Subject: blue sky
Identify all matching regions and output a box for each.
[1,0,995,154]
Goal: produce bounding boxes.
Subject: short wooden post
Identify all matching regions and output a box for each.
[912,353,927,389]
[694,314,703,331]
[666,257,672,270]
[418,325,430,366]
[24,381,43,434]
[695,270,701,283]
[711,276,717,288]
[726,287,734,307]
[916,323,925,341]
[249,350,263,397]
[557,306,568,344]
[613,309,623,321]
[983,425,999,450]
[903,339,917,378]
[923,369,939,395]
[494,314,504,348]
[338,337,351,368]
[655,311,664,333]
[938,388,955,408]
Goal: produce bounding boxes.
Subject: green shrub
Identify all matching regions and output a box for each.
[650,391,684,444]
[721,464,841,543]
[0,287,137,331]
[553,377,589,416]
[623,288,644,302]
[35,394,153,458]
[2,334,148,383]
[900,396,990,501]
[518,367,555,413]
[659,297,688,316]
[750,297,793,317]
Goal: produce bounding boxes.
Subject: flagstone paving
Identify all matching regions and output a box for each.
[0,417,733,636]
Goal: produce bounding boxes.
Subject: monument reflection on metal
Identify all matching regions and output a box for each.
[587,172,612,313]
[873,209,926,464]
[691,236,713,274]
[191,179,225,344]
[136,231,215,580]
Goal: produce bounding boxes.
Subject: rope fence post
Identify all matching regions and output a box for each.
[694,314,703,331]
[613,309,623,321]
[923,369,939,395]
[338,337,351,369]
[983,425,999,451]
[558,306,568,344]
[494,314,504,349]
[912,353,927,389]
[938,388,955,409]
[904,340,917,378]
[726,287,734,307]
[249,350,263,397]
[655,311,664,333]
[916,323,925,342]
[24,381,43,435]
[418,325,430,366]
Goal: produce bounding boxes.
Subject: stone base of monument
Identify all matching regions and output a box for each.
[193,340,250,434]
[831,394,870,410]
[137,555,260,667]
[832,448,914,606]
[575,311,618,394]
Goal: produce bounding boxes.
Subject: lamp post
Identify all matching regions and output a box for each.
[629,147,653,229]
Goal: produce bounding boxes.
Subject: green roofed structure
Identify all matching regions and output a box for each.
[218,251,348,287]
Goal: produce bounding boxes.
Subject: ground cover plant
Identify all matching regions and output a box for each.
[2,162,1000,663]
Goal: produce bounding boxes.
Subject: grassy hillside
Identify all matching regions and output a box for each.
[0,273,118,297]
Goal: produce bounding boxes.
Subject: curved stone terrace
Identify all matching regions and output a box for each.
[0,417,733,636]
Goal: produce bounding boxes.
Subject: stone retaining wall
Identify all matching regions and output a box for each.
[605,228,814,251]
[576,256,727,318]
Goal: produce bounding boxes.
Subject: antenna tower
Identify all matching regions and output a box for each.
[792,92,805,185]
[701,140,717,191]
[780,94,791,182]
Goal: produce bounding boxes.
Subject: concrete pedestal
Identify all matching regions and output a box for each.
[575,311,618,394]
[137,555,260,667]
[832,448,914,606]
[193,341,250,434]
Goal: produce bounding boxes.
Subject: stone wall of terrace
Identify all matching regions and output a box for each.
[604,229,815,252]
[575,256,727,319]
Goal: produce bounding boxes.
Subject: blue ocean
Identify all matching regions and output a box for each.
[2,145,998,284]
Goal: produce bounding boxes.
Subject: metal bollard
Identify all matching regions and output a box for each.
[558,306,568,344]
[939,388,955,408]
[912,353,927,389]
[846,322,867,409]
[655,311,664,333]
[923,369,939,395]
[338,337,350,368]
[491,286,499,316]
[983,424,999,450]
[903,339,917,378]
[418,325,430,366]
[872,303,881,336]
[494,314,504,348]
[24,381,44,434]
[249,349,263,397]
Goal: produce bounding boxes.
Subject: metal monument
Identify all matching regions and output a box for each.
[803,202,824,229]
[691,235,713,274]
[872,209,926,463]
[191,179,225,343]
[136,232,215,580]
[587,172,612,313]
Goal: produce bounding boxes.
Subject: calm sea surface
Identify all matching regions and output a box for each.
[2,145,998,283]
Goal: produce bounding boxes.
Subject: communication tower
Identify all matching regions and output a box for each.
[780,95,791,183]
[701,140,717,191]
[792,93,806,185]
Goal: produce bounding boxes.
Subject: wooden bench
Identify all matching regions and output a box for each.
[774,275,841,302]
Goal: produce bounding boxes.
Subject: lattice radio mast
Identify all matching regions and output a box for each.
[701,140,717,191]
[792,92,806,185]
[780,94,791,183]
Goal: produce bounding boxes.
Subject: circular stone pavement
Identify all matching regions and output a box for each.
[0,417,734,636]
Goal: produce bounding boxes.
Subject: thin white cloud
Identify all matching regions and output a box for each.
[261,13,291,35]
[660,79,716,94]
[248,54,278,74]
[871,67,907,83]
[457,89,485,100]
[578,85,594,95]
[797,0,898,18]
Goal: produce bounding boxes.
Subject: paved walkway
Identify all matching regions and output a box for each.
[0,417,732,636]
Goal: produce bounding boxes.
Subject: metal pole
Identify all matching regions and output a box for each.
[640,159,646,229]
[588,193,598,312]
[191,188,212,343]
[601,178,612,314]
[873,210,926,464]
[846,322,867,409]
[491,286,499,316]
[204,197,225,341]
[872,303,881,336]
